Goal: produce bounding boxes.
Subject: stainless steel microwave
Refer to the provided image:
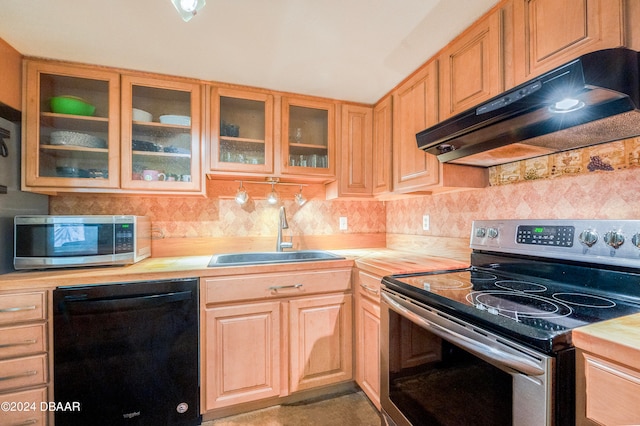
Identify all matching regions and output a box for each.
[14,215,151,270]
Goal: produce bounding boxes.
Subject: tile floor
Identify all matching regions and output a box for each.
[202,391,381,426]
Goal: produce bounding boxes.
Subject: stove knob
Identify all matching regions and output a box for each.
[487,227,499,239]
[579,229,598,248]
[604,230,625,249]
[632,233,640,249]
[475,227,487,238]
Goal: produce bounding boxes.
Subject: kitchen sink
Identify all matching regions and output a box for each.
[207,250,345,267]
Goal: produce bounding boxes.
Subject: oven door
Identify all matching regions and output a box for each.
[381,288,554,426]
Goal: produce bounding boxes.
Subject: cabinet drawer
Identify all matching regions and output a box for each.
[0,293,46,325]
[0,324,47,359]
[358,271,381,300]
[0,354,48,392]
[205,268,351,304]
[0,386,48,426]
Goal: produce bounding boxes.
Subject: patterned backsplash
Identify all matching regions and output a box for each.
[50,138,640,241]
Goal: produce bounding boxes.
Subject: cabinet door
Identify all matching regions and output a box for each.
[355,291,380,410]
[23,60,120,190]
[210,87,274,175]
[121,75,202,192]
[289,293,352,392]
[373,96,392,195]
[0,38,21,113]
[204,301,281,410]
[392,61,440,193]
[513,0,624,82]
[282,97,336,178]
[336,104,373,197]
[439,10,503,120]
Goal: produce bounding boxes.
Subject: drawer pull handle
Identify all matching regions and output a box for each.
[0,339,38,349]
[268,283,303,292]
[360,284,379,295]
[0,305,37,313]
[0,370,38,382]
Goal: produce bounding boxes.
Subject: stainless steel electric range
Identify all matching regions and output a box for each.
[380,220,640,426]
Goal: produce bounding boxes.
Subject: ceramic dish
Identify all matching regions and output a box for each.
[132,108,153,122]
[50,96,96,116]
[50,131,107,149]
[159,115,191,126]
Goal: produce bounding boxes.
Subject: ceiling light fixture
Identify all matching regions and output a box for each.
[171,0,206,22]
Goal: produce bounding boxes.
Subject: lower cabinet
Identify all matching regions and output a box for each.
[354,270,382,410]
[202,268,353,413]
[204,301,282,409]
[576,349,640,425]
[0,291,50,426]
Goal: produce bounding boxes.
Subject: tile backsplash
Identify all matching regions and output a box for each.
[50,139,640,243]
[50,195,387,239]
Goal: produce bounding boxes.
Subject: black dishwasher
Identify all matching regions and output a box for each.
[53,278,200,426]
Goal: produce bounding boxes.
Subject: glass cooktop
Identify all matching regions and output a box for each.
[383,265,640,353]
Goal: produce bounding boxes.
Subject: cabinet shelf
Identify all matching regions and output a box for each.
[289,143,328,150]
[132,150,191,159]
[40,144,109,155]
[40,112,109,133]
[220,136,265,145]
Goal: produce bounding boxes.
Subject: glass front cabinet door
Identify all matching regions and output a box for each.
[121,75,202,192]
[282,97,336,178]
[23,61,121,190]
[210,87,274,175]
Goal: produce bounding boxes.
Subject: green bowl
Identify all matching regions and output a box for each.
[50,96,96,116]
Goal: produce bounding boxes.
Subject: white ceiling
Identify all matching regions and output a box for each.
[0,0,498,104]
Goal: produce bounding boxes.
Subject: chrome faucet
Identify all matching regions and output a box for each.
[276,206,293,252]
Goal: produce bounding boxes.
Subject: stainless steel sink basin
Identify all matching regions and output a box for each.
[208,250,345,267]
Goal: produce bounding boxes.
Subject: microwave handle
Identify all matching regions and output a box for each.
[381,292,545,376]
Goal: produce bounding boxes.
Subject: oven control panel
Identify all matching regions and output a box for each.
[516,225,574,247]
[471,219,640,269]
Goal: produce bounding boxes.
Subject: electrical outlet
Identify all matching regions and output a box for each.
[339,217,348,231]
[422,215,430,231]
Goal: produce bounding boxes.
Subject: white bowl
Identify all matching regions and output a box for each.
[159,115,191,126]
[132,108,153,122]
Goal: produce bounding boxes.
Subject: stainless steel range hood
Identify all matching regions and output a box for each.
[416,48,640,167]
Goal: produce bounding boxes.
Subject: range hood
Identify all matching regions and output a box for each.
[416,48,640,167]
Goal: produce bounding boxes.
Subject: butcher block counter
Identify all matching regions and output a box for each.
[0,248,470,292]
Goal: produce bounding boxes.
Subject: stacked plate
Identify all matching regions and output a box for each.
[159,115,191,126]
[50,131,107,149]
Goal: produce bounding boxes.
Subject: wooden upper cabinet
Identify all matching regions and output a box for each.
[439,9,504,120]
[23,60,121,191]
[372,96,392,195]
[281,97,336,179]
[0,38,22,113]
[513,0,625,82]
[327,104,373,198]
[209,86,274,175]
[121,74,203,193]
[392,60,440,193]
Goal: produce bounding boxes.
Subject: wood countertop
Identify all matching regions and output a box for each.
[573,313,640,371]
[0,248,470,292]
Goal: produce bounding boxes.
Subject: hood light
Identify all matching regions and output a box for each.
[550,98,585,114]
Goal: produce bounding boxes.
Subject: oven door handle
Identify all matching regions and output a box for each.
[382,292,545,376]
